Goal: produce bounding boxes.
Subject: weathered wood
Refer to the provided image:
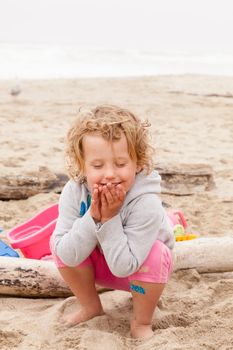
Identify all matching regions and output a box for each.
[0,164,215,199]
[0,257,71,297]
[0,237,233,297]
[157,163,215,195]
[0,256,106,298]
[174,236,233,272]
[0,167,68,200]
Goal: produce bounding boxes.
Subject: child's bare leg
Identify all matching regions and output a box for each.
[130,280,165,339]
[58,265,104,326]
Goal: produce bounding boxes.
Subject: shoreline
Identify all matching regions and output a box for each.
[1,72,233,81]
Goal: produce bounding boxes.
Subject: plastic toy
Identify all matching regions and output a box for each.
[167,210,188,229]
[0,239,19,257]
[167,210,198,241]
[175,233,198,241]
[7,203,58,260]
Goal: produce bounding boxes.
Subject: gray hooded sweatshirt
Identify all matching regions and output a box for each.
[51,170,175,277]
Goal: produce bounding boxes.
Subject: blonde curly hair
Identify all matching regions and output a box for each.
[66,105,155,182]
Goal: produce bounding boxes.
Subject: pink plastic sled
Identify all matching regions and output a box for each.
[7,203,58,260]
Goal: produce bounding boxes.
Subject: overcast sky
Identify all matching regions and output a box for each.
[0,0,232,52]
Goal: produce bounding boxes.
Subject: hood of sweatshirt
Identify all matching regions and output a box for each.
[124,170,161,206]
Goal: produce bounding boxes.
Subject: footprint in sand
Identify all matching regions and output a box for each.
[1,158,23,168]
[153,312,192,330]
[0,329,25,350]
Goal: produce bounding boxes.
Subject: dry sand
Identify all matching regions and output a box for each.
[0,75,233,349]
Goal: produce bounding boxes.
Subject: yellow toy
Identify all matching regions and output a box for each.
[173,224,198,241]
[167,210,198,242]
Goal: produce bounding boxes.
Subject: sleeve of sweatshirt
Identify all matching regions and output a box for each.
[51,181,98,266]
[95,194,165,277]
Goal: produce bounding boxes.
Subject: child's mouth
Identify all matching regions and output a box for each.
[100,182,121,186]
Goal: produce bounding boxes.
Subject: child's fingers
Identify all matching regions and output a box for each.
[91,188,100,214]
[93,184,99,193]
[106,183,118,201]
[92,188,99,202]
[103,185,114,204]
[116,184,126,201]
[91,187,102,221]
[101,191,108,207]
[92,184,98,194]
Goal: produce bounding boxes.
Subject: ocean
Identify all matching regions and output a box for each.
[0,42,233,80]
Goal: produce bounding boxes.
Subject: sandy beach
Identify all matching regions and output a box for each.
[0,75,233,349]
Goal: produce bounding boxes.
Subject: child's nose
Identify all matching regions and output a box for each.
[105,166,115,179]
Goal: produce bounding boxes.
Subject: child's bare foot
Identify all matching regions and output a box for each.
[130,319,154,339]
[63,306,104,327]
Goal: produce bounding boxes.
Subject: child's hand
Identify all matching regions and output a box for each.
[90,184,101,222]
[100,183,126,223]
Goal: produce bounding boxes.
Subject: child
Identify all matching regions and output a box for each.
[50,105,175,339]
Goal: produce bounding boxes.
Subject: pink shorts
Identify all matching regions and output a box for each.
[51,240,173,292]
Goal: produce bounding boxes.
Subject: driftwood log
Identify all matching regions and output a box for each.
[0,166,67,200]
[0,163,215,200]
[173,236,233,272]
[0,237,233,298]
[0,256,107,298]
[157,163,215,195]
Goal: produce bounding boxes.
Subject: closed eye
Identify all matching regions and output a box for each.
[92,165,103,169]
[116,163,126,167]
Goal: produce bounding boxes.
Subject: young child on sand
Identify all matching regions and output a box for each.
[51,105,175,339]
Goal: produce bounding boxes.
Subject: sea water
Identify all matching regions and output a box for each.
[0,42,233,80]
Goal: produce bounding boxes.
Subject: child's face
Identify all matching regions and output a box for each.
[82,133,139,193]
